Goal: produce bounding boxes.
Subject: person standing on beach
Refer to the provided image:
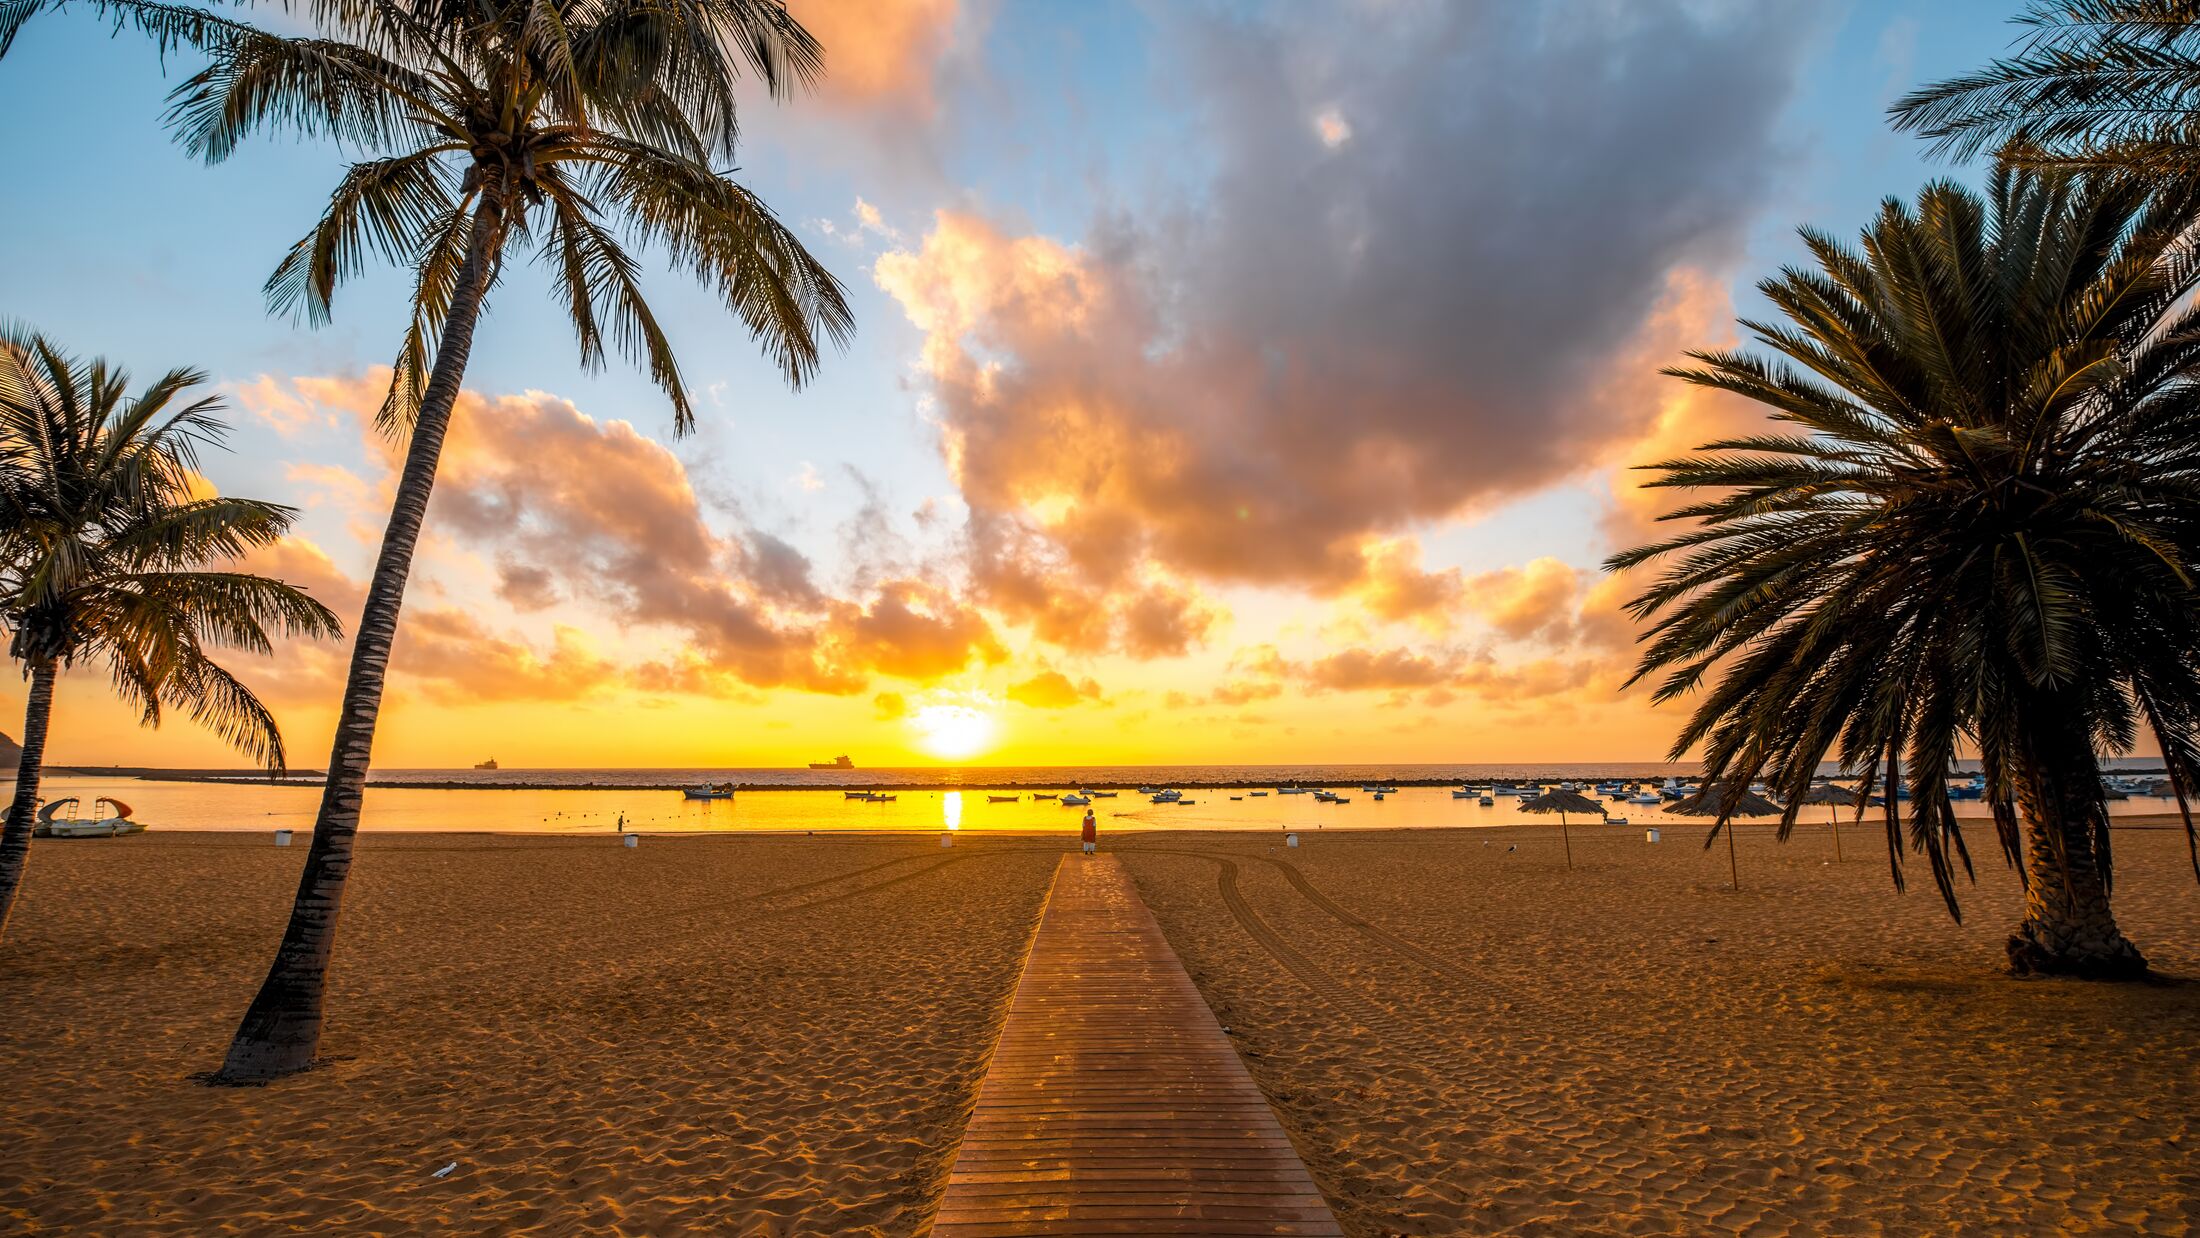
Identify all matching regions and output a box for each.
[1081,808,1098,855]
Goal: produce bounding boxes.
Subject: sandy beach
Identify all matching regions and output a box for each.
[2,823,2195,1235]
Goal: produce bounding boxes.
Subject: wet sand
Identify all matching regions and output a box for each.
[1118,821,2200,1237]
[1,823,2195,1235]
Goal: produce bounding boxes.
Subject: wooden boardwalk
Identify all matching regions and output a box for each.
[930,854,1342,1237]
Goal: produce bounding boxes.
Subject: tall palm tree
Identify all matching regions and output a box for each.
[0,328,343,939]
[1891,2,2200,181]
[2,0,852,1080]
[1608,169,2200,980]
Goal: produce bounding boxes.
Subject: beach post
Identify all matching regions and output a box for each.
[623,833,639,849]
[274,829,293,847]
[1644,827,1660,843]
[1286,831,1300,848]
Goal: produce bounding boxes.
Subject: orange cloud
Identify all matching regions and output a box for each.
[791,0,960,115]
[1007,670,1104,709]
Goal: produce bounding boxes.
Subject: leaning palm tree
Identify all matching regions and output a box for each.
[3,0,852,1080]
[1891,1,2200,181]
[1608,169,2200,980]
[0,329,343,939]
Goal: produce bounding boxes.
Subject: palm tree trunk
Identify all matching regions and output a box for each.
[2005,733,2146,980]
[216,195,508,1083]
[0,658,59,941]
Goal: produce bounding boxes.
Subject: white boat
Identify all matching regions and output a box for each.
[35,797,143,839]
[1062,794,1092,806]
[1604,815,1630,826]
[1629,792,1661,805]
[1452,790,1476,799]
[685,783,735,800]
[1150,790,1182,803]
[1090,791,1119,799]
[1277,786,1309,795]
[1136,786,1163,795]
[1514,788,1538,800]
[861,792,897,803]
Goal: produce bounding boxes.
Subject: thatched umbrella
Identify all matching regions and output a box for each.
[1665,785,1782,889]
[1517,787,1605,870]
[1792,782,1873,862]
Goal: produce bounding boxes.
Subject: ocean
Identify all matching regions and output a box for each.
[27,759,2182,836]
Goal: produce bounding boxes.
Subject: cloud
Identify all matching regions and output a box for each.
[1007,669,1104,709]
[875,3,1813,611]
[789,0,962,117]
[821,579,1005,680]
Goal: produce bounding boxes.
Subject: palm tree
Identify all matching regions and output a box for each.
[3,0,852,1080]
[1608,169,2200,980]
[0,328,343,939]
[1891,2,2200,181]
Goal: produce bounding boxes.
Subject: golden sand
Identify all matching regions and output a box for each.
[1118,822,2200,1237]
[0,823,2194,1235]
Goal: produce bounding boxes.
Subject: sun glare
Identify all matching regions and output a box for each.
[909,703,998,760]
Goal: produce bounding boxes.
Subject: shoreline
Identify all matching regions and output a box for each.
[33,764,2180,793]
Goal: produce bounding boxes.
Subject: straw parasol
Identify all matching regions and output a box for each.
[1792,782,1873,862]
[1665,785,1782,889]
[1517,787,1605,870]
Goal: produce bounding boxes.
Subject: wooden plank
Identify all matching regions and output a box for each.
[928,855,1342,1237]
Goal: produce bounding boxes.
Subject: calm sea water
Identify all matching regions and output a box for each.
[29,760,2182,836]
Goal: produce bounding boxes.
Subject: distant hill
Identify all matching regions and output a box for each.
[0,732,20,771]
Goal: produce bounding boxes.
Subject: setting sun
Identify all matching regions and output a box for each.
[908,702,999,760]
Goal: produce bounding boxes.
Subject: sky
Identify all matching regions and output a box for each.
[0,0,2030,769]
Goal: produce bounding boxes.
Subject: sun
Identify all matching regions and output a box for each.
[908,703,999,760]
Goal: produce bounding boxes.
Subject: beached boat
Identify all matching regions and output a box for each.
[1604,815,1630,825]
[987,794,1019,803]
[35,797,143,839]
[809,755,855,770]
[684,783,735,800]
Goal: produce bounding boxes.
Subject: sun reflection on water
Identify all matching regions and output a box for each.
[941,790,963,831]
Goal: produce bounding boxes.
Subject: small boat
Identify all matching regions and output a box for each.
[1230,795,1243,801]
[861,792,897,803]
[1477,795,1495,807]
[35,797,144,839]
[1249,791,1268,797]
[1604,815,1630,826]
[987,794,1019,803]
[1452,789,1477,799]
[1277,786,1309,795]
[684,783,735,800]
[1033,793,1060,801]
[474,758,499,770]
[1372,792,1386,801]
[1150,790,1182,803]
[1136,786,1163,795]
[809,755,855,770]
[1090,791,1119,799]
[1629,792,1661,805]
[1062,794,1092,806]
[844,790,871,799]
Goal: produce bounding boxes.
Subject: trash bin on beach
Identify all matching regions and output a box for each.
[1644,827,1661,843]
[1285,832,1300,848]
[941,832,954,848]
[274,829,292,847]
[623,833,639,849]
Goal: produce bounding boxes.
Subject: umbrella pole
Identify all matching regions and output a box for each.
[1725,817,1739,890]
[1828,804,1842,862]
[1561,811,1573,870]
